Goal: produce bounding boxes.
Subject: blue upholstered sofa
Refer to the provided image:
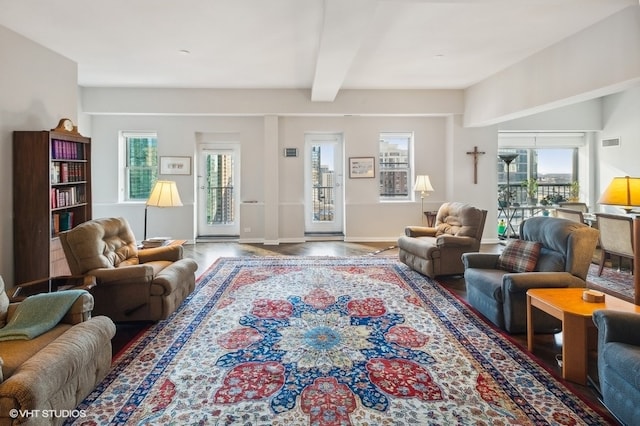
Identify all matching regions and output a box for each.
[593,309,640,426]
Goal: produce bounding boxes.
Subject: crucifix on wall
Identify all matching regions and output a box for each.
[466,146,486,184]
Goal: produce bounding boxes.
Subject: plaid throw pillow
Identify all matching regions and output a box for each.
[497,239,542,273]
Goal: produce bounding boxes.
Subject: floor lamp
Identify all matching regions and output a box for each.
[414,175,434,224]
[498,153,518,206]
[144,180,183,241]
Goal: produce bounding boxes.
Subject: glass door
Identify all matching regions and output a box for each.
[304,133,344,235]
[197,144,240,237]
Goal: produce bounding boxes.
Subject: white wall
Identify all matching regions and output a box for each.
[465,5,640,127]
[89,109,499,243]
[90,115,265,241]
[598,85,640,213]
[0,25,78,285]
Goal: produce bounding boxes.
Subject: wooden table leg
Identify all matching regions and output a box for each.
[562,313,589,385]
[527,294,534,351]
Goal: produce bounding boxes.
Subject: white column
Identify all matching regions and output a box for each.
[263,115,279,244]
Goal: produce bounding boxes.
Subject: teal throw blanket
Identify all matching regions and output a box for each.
[0,290,87,341]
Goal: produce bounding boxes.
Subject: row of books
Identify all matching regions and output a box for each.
[51,139,85,160]
[51,186,86,209]
[51,162,86,184]
[52,211,74,235]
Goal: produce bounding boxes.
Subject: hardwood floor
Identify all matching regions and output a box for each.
[111,241,611,420]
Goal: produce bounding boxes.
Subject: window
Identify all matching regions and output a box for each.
[122,132,158,200]
[379,132,412,200]
[497,147,578,204]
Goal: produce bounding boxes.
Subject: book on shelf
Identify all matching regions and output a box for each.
[59,211,74,232]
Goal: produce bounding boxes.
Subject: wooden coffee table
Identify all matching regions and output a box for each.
[526,288,640,385]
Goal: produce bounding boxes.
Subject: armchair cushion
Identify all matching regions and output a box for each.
[496,239,541,273]
[0,316,115,423]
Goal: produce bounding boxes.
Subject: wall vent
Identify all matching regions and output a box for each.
[601,137,620,147]
[283,148,298,157]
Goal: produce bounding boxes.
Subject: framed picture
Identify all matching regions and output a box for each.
[160,156,191,175]
[349,157,375,179]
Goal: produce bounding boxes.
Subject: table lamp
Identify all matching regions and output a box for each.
[597,176,640,213]
[598,176,640,304]
[144,180,183,241]
[414,175,434,223]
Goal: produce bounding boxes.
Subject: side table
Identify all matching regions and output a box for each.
[423,211,438,227]
[526,287,640,385]
[10,275,97,302]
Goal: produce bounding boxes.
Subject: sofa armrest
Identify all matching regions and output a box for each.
[594,310,640,347]
[436,235,476,248]
[504,272,584,293]
[0,316,116,417]
[139,245,183,263]
[404,226,437,237]
[462,252,500,269]
[61,292,95,324]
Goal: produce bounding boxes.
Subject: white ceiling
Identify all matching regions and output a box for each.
[0,0,635,101]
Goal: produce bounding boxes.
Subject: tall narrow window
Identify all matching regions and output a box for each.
[379,132,412,200]
[123,132,158,200]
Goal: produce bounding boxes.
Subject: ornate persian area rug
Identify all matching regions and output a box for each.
[70,257,612,425]
[587,263,634,302]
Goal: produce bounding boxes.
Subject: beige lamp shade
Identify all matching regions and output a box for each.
[413,175,434,194]
[598,176,640,213]
[146,181,183,207]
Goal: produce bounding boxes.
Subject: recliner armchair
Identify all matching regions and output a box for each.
[59,217,198,322]
[593,309,640,426]
[0,276,115,424]
[463,217,599,333]
[398,202,487,278]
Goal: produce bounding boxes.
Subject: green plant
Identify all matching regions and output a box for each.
[521,178,538,198]
[498,185,515,205]
[569,181,580,200]
[541,193,566,205]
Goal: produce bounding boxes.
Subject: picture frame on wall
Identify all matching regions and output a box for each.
[349,157,375,179]
[160,156,191,175]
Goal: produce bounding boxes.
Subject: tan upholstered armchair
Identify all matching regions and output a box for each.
[59,217,198,322]
[398,202,488,278]
[0,276,115,424]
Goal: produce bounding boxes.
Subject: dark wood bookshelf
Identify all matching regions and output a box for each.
[13,130,92,284]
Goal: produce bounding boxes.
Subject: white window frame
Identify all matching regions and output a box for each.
[120,131,158,202]
[379,132,413,202]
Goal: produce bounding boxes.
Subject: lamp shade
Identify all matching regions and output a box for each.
[598,176,640,212]
[498,153,518,164]
[146,180,183,207]
[413,175,434,193]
